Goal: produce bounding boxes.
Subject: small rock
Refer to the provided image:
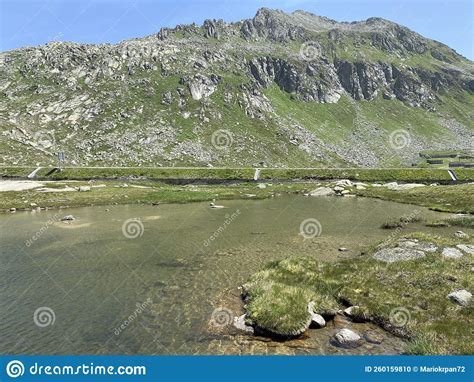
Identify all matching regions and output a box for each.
[343,306,359,317]
[341,190,350,195]
[307,302,326,328]
[30,203,37,207]
[335,179,353,187]
[364,330,384,344]
[60,215,75,221]
[257,183,266,189]
[9,207,16,212]
[311,314,326,328]
[233,314,254,334]
[338,247,348,252]
[333,186,344,192]
[454,231,469,239]
[78,186,91,192]
[332,328,362,348]
[355,185,366,190]
[442,247,464,259]
[456,244,474,255]
[447,289,472,306]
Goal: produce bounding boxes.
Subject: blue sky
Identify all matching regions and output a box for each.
[0,0,472,59]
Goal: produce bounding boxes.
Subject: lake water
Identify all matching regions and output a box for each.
[0,195,454,355]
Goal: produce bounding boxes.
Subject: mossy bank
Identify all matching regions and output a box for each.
[242,232,473,354]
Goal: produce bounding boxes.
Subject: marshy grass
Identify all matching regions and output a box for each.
[425,215,473,228]
[242,232,473,354]
[381,214,424,229]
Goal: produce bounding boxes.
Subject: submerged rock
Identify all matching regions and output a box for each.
[447,289,472,306]
[233,314,254,334]
[373,247,426,263]
[364,330,384,344]
[332,328,362,348]
[60,215,75,221]
[442,247,464,259]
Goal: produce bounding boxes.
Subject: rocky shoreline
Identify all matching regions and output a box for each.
[234,232,473,354]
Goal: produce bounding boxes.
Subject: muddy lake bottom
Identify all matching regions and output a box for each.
[0,195,462,354]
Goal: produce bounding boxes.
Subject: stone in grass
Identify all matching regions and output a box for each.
[454,231,469,239]
[373,247,426,263]
[456,244,474,255]
[447,290,472,306]
[307,302,326,328]
[60,215,75,221]
[343,306,359,317]
[442,247,464,259]
[331,328,362,348]
[78,186,91,192]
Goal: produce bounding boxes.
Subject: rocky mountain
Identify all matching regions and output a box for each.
[1,8,473,167]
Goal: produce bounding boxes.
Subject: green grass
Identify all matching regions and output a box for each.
[381,214,424,229]
[2,166,473,182]
[356,184,474,214]
[242,232,474,354]
[0,180,313,212]
[426,216,474,229]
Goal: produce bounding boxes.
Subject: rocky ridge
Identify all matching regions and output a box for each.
[0,8,473,167]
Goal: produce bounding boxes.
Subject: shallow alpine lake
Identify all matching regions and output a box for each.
[0,195,456,355]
